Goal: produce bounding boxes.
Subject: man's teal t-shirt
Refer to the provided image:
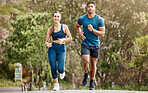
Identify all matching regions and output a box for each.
[77,14,105,46]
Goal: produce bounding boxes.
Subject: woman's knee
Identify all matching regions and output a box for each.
[50,68,57,79]
[58,67,64,73]
[52,73,58,79]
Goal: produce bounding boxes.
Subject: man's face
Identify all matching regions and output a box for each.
[87,3,96,14]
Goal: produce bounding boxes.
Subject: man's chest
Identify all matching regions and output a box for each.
[82,18,99,29]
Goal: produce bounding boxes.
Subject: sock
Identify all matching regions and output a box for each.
[90,79,94,84]
[84,73,88,77]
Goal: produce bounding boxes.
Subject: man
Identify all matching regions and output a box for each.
[75,1,105,90]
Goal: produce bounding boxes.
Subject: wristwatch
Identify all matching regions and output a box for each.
[92,29,95,33]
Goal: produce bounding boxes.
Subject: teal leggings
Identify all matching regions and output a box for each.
[48,43,66,79]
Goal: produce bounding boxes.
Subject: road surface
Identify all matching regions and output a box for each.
[0,88,148,93]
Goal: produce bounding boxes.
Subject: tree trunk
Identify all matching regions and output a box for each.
[39,61,43,90]
[29,61,33,91]
[45,47,49,88]
[46,59,49,88]
[35,65,39,87]
[97,70,106,87]
[70,53,75,89]
[72,73,75,89]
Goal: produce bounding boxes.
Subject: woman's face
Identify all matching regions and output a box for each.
[52,13,61,24]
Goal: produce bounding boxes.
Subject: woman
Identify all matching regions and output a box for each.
[45,11,72,91]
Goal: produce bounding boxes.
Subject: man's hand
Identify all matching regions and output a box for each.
[79,32,86,40]
[75,22,86,40]
[88,24,93,32]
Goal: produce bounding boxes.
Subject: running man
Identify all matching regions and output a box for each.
[75,1,105,90]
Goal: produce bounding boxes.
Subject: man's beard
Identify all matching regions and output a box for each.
[88,9,93,14]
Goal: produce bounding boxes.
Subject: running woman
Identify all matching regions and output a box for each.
[45,11,72,91]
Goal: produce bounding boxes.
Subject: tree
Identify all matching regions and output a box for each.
[96,0,148,87]
[2,12,52,89]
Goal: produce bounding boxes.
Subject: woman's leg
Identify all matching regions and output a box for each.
[48,48,58,80]
[57,51,66,74]
[53,78,58,83]
[48,48,60,91]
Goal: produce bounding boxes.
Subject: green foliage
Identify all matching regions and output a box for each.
[101,61,110,73]
[130,35,148,71]
[2,13,52,84]
[136,35,148,54]
[100,52,123,74]
[4,12,51,64]
[97,0,147,89]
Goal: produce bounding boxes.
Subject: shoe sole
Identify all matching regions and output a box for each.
[53,89,59,91]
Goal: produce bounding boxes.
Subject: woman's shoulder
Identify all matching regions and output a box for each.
[62,24,68,28]
[62,24,69,33]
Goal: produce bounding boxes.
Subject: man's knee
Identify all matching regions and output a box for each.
[82,55,89,63]
[91,62,96,69]
[91,65,96,69]
[83,59,89,63]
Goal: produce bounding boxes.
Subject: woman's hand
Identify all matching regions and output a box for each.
[53,38,65,45]
[46,42,52,47]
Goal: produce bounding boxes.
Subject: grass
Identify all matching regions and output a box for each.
[57,79,73,90]
[95,85,148,91]
[0,78,22,87]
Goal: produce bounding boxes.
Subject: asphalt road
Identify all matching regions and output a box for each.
[0,88,148,93]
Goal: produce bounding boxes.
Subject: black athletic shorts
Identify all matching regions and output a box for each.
[81,44,100,58]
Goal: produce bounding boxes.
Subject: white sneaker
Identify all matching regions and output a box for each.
[60,72,65,79]
[53,83,60,91]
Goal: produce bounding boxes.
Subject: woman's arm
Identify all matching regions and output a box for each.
[62,24,72,42]
[45,27,52,47]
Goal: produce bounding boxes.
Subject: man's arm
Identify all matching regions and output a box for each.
[75,22,86,40]
[88,24,105,37]
[93,27,105,37]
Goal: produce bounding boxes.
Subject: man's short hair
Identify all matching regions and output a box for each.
[87,1,96,6]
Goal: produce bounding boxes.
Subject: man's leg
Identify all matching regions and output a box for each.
[82,55,90,86]
[82,55,90,73]
[89,57,98,90]
[89,44,100,90]
[81,44,90,86]
[90,57,98,80]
